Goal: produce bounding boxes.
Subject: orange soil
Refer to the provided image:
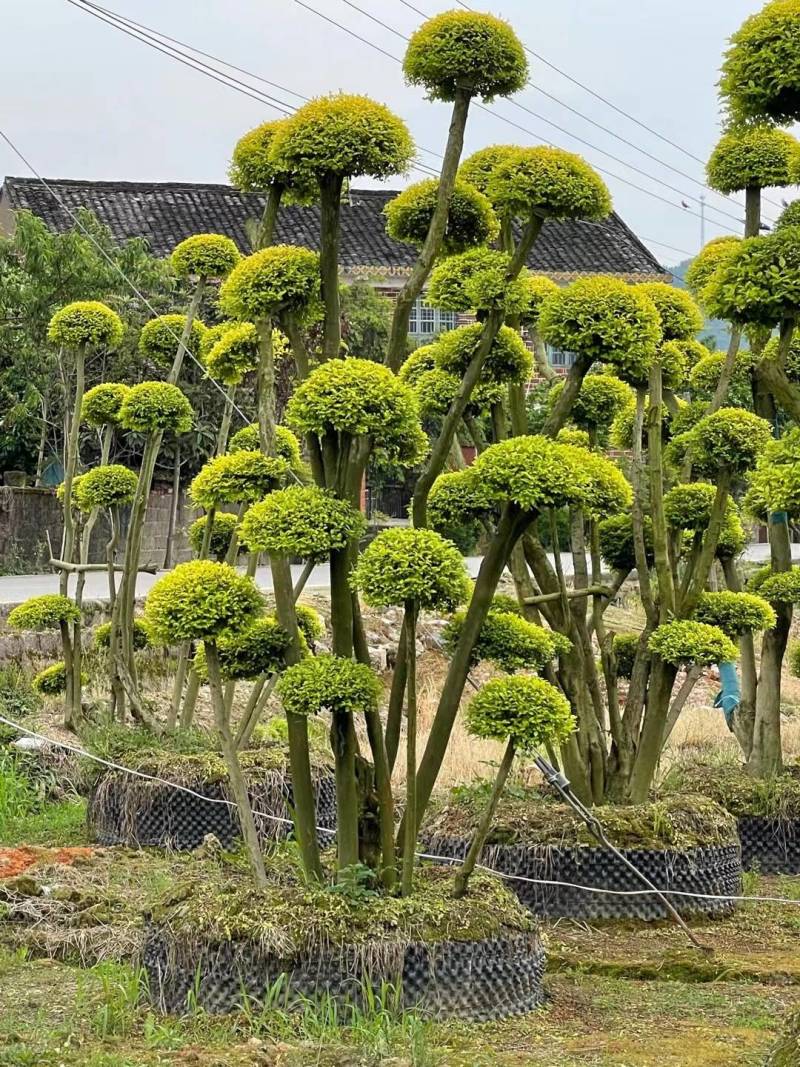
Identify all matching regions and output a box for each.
[0,846,92,879]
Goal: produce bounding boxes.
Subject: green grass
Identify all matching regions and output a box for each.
[0,750,87,846]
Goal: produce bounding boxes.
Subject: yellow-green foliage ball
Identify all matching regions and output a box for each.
[138,315,207,365]
[119,382,194,435]
[219,245,321,322]
[199,321,238,359]
[598,513,654,573]
[170,234,240,280]
[757,567,800,604]
[686,407,771,474]
[73,464,138,511]
[486,146,611,221]
[204,322,259,385]
[277,653,382,717]
[649,620,738,667]
[520,275,560,328]
[270,93,414,183]
[720,0,800,125]
[612,633,639,679]
[707,126,800,194]
[229,119,294,192]
[210,615,293,680]
[664,482,717,531]
[189,450,288,510]
[8,594,80,631]
[673,338,714,370]
[384,178,498,253]
[704,229,800,327]
[558,445,633,518]
[433,323,532,385]
[144,560,263,644]
[398,344,438,386]
[33,661,85,696]
[747,429,800,517]
[556,427,591,448]
[47,300,124,350]
[81,383,130,428]
[718,507,747,562]
[352,527,470,611]
[465,674,574,752]
[427,249,531,314]
[685,237,741,302]
[470,434,584,513]
[94,618,151,651]
[427,468,493,532]
[690,350,755,408]
[657,341,690,391]
[413,367,504,420]
[295,603,325,646]
[286,357,427,464]
[638,282,703,342]
[458,145,520,197]
[539,276,661,385]
[693,590,776,637]
[403,10,527,102]
[777,199,800,231]
[227,423,304,470]
[239,485,365,559]
[548,373,632,430]
[187,511,239,560]
[444,608,568,673]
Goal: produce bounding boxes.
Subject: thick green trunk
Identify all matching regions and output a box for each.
[319,174,344,363]
[400,600,419,896]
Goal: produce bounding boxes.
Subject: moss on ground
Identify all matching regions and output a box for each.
[425,782,738,850]
[662,758,800,820]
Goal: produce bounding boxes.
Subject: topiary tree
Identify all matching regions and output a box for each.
[427,249,532,317]
[8,595,81,729]
[637,282,704,342]
[187,511,239,562]
[452,674,574,897]
[384,178,498,254]
[693,591,777,637]
[720,0,800,126]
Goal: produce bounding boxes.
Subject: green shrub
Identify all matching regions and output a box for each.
[413,367,504,419]
[707,126,800,194]
[219,245,321,322]
[384,178,498,253]
[207,616,293,680]
[286,357,427,464]
[693,590,776,636]
[519,274,559,327]
[689,350,754,408]
[687,407,771,474]
[746,428,800,517]
[427,468,493,532]
[398,344,438,386]
[204,322,259,385]
[458,144,520,196]
[433,322,533,384]
[757,568,800,604]
[664,482,717,531]
[470,435,585,513]
[558,446,632,517]
[277,653,381,717]
[118,381,194,435]
[427,249,531,315]
[8,594,79,631]
[32,661,86,696]
[47,300,124,349]
[138,314,207,365]
[649,620,738,666]
[227,423,304,469]
[638,282,704,341]
[612,633,639,679]
[403,10,527,102]
[704,229,800,327]
[465,675,574,751]
[657,341,690,390]
[685,236,741,301]
[598,513,654,573]
[788,640,800,677]
[170,233,240,279]
[229,119,307,195]
[189,450,288,509]
[295,603,325,646]
[777,198,800,231]
[94,618,151,650]
[73,464,138,511]
[539,276,662,384]
[81,383,130,427]
[144,560,263,643]
[239,485,365,559]
[444,608,568,673]
[548,373,632,430]
[486,146,611,221]
[187,511,239,559]
[352,527,470,611]
[556,427,591,448]
[720,0,800,124]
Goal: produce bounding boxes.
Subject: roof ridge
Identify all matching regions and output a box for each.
[2,176,400,198]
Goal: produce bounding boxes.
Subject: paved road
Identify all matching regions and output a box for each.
[0,543,786,605]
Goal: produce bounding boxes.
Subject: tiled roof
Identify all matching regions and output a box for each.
[1,177,667,279]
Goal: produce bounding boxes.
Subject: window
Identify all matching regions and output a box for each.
[549,348,576,369]
[409,297,457,339]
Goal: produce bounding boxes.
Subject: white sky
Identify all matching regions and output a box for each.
[2,0,789,267]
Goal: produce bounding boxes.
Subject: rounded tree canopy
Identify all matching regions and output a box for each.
[398,344,439,386]
[777,199,800,230]
[718,504,747,561]
[519,274,560,328]
[556,427,591,448]
[458,145,519,197]
[539,276,662,385]
[219,245,321,323]
[286,357,427,464]
[433,322,533,385]
[204,322,259,385]
[558,445,633,518]
[144,560,263,644]
[33,662,76,696]
[227,423,304,470]
[47,300,124,350]
[720,0,800,125]
[689,349,755,408]
[427,468,494,532]
[277,653,382,717]
[170,233,240,280]
[73,464,138,511]
[638,282,704,342]
[119,382,194,435]
[470,434,587,514]
[296,603,325,646]
[657,341,690,391]
[673,337,714,369]
[95,618,151,651]
[704,228,800,326]
[138,314,207,365]
[402,9,527,102]
[239,484,365,559]
[686,407,771,474]
[685,236,742,304]
[384,178,498,253]
[746,428,800,517]
[706,125,800,194]
[81,382,130,428]
[756,567,800,604]
[486,146,612,221]
[189,450,288,510]
[548,373,633,431]
[693,590,776,636]
[465,674,574,752]
[598,512,654,573]
[649,620,738,666]
[8,594,80,632]
[269,93,414,183]
[351,527,470,611]
[187,511,239,560]
[612,633,639,679]
[208,615,293,681]
[412,367,504,420]
[199,321,238,359]
[444,608,569,673]
[427,249,531,315]
[228,119,314,202]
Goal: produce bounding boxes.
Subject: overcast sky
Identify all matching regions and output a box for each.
[2,0,788,268]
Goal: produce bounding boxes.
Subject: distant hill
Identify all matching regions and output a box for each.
[668,259,731,352]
